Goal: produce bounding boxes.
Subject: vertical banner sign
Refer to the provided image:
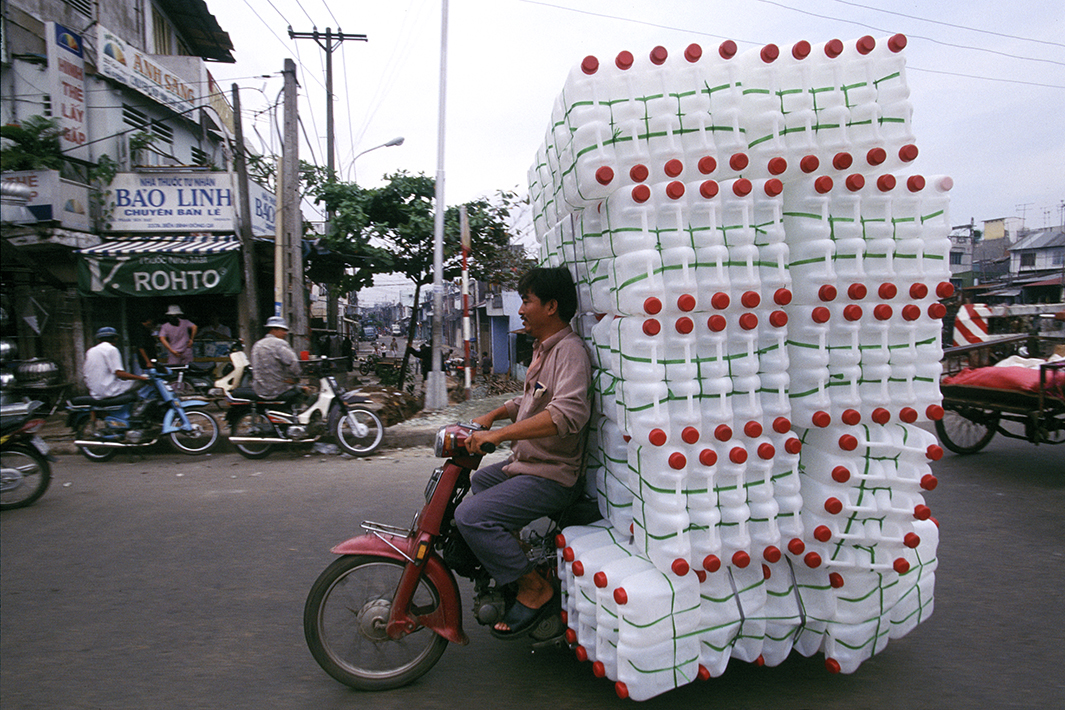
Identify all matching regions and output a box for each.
[46,22,88,161]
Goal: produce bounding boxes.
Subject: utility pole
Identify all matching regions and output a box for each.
[288,26,368,334]
[426,0,450,411]
[280,58,308,353]
[232,84,260,345]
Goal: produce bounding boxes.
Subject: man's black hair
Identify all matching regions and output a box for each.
[517,266,579,323]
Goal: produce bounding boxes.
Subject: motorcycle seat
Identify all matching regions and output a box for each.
[230,387,291,405]
[68,392,139,408]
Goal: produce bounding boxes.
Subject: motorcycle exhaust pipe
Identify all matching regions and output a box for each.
[73,440,155,448]
[228,436,294,444]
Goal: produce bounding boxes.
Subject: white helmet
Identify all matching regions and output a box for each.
[264,316,289,330]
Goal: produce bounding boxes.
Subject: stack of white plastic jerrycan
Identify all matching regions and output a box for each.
[529,32,947,702]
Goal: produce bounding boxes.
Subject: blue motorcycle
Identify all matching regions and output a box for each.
[66,364,220,462]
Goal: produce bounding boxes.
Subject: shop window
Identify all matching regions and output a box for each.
[949,251,964,265]
[1020,252,1036,268]
[152,7,173,55]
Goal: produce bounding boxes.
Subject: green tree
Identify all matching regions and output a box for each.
[310,171,529,386]
[0,116,64,171]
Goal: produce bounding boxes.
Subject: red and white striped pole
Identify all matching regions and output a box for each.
[460,206,472,400]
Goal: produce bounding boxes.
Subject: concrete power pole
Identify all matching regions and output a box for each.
[232,84,260,344]
[288,27,368,334]
[281,58,308,353]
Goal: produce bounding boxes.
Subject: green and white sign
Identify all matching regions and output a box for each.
[78,249,240,297]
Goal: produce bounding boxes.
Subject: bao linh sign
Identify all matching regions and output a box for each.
[77,238,241,297]
[106,172,235,232]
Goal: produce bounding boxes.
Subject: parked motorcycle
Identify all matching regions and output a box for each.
[1,399,55,510]
[224,357,384,458]
[303,423,600,689]
[66,364,220,462]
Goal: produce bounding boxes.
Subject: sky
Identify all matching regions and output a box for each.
[204,0,1065,304]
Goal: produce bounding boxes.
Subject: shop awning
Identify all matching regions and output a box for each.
[78,235,241,297]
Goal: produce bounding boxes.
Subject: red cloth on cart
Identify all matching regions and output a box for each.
[942,366,1065,401]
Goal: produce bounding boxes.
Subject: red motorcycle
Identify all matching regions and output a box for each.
[303,423,600,689]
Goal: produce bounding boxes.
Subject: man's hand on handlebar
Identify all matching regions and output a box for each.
[464,428,499,455]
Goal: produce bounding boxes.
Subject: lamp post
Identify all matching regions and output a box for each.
[350,136,405,183]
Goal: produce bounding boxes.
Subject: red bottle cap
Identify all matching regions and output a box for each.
[715,424,733,442]
[563,546,575,562]
[767,158,787,177]
[649,46,668,65]
[669,452,687,470]
[910,283,929,299]
[904,532,921,549]
[785,437,802,454]
[825,39,844,58]
[666,180,685,199]
[818,284,837,302]
[685,43,703,62]
[926,445,944,462]
[874,304,893,320]
[832,465,851,483]
[825,497,843,514]
[879,282,898,299]
[719,40,738,59]
[914,504,931,520]
[774,288,793,305]
[857,35,876,55]
[762,565,772,580]
[812,410,831,428]
[764,545,782,563]
[761,44,779,63]
[699,448,717,466]
[877,174,897,192]
[698,156,717,175]
[788,538,806,555]
[888,33,907,52]
[804,552,822,568]
[572,560,584,576]
[671,558,690,576]
[703,554,721,572]
[732,550,751,568]
[595,166,614,186]
[812,306,831,323]
[642,318,661,336]
[829,572,845,588]
[708,314,727,332]
[936,281,955,298]
[733,178,752,196]
[593,661,606,678]
[846,174,865,192]
[614,587,628,605]
[866,147,887,166]
[839,434,859,451]
[800,155,820,173]
[739,313,758,330]
[927,404,944,421]
[899,144,919,162]
[730,153,749,171]
[665,159,684,178]
[757,442,775,460]
[893,558,910,574]
[848,283,868,300]
[615,51,634,70]
[814,525,832,542]
[581,56,599,74]
[833,152,853,170]
[902,304,921,321]
[681,426,699,444]
[815,175,834,193]
[699,180,719,199]
[844,304,863,321]
[907,175,926,192]
[792,40,811,60]
[594,571,608,588]
[826,658,842,674]
[632,184,651,203]
[769,310,788,328]
[711,292,730,310]
[649,428,668,446]
[898,407,917,424]
[929,302,947,319]
[555,533,567,549]
[630,164,649,182]
[698,665,711,681]
[741,290,761,308]
[773,416,791,434]
[644,296,662,315]
[745,421,763,438]
[729,446,747,464]
[676,316,694,334]
[842,409,861,426]
[921,473,938,490]
[695,570,707,583]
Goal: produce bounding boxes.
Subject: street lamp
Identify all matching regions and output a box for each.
[349,136,405,183]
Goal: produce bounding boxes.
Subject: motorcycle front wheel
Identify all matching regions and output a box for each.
[168,409,220,455]
[0,445,52,510]
[331,407,384,456]
[230,411,274,459]
[304,555,448,690]
[74,418,118,462]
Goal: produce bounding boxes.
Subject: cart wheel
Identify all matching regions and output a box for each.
[935,407,1000,454]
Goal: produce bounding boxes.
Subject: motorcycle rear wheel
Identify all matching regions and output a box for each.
[169,409,220,455]
[230,411,275,459]
[331,407,384,456]
[75,419,118,462]
[304,555,448,690]
[1,445,52,510]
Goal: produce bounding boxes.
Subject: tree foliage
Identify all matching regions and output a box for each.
[0,116,64,171]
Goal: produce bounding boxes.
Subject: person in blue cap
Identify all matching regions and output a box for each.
[83,326,148,400]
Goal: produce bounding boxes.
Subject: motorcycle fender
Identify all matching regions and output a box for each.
[330,534,469,646]
[178,399,210,409]
[162,408,197,433]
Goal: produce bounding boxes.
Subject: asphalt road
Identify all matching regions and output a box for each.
[1,434,1063,710]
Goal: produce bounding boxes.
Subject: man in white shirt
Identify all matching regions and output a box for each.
[84,327,147,400]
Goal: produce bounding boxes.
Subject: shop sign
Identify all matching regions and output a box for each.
[78,251,241,297]
[46,22,88,161]
[248,181,276,237]
[107,172,236,232]
[97,25,197,116]
[1,170,91,232]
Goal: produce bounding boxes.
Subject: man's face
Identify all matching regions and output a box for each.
[269,328,289,340]
[519,291,556,340]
